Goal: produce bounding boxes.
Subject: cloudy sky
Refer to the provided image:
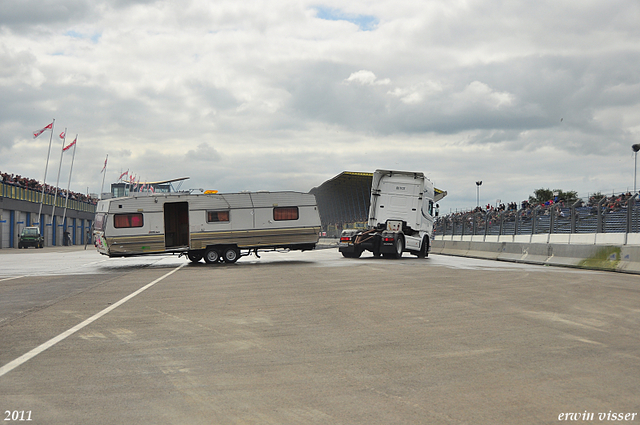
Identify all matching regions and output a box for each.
[1,0,639,212]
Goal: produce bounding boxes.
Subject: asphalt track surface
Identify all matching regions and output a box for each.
[0,246,639,424]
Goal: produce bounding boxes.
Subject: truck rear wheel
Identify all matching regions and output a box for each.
[394,235,404,259]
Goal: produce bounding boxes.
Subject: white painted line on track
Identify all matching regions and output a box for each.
[0,263,186,378]
[0,276,26,282]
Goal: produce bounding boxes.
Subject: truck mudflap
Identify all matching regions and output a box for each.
[338,244,362,258]
[379,231,404,258]
[339,232,360,256]
[339,229,370,258]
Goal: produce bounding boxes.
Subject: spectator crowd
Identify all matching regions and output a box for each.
[587,192,634,213]
[440,191,637,225]
[1,170,98,205]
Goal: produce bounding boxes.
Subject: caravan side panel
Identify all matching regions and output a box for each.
[191,192,321,250]
[105,197,165,256]
[190,226,319,250]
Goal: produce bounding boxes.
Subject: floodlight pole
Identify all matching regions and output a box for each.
[633,144,640,193]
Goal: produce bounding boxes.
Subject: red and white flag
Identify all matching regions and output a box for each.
[118,170,129,181]
[63,137,76,152]
[59,131,66,139]
[33,122,53,138]
[101,155,108,173]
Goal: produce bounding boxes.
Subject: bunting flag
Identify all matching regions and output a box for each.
[63,137,76,152]
[33,122,53,138]
[101,155,108,173]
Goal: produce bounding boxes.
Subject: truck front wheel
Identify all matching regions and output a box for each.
[417,236,429,258]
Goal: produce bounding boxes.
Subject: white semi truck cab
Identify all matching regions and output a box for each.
[339,169,446,259]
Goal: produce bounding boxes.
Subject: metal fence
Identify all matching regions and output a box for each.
[435,195,640,237]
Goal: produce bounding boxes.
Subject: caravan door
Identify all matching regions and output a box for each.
[164,201,190,249]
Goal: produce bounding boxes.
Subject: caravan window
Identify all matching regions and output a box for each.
[95,213,107,231]
[274,207,298,221]
[207,210,230,223]
[114,213,144,228]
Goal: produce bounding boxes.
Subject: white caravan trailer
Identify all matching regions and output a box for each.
[93,191,321,264]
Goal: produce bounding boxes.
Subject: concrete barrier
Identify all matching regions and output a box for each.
[619,245,640,273]
[433,233,640,274]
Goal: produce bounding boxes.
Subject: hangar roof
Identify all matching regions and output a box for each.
[311,171,373,192]
[310,172,373,225]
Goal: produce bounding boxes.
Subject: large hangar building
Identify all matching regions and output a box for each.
[310,172,373,237]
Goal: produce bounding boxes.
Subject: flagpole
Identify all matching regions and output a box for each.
[37,119,55,226]
[50,128,66,241]
[100,154,108,199]
[127,172,132,196]
[62,135,78,239]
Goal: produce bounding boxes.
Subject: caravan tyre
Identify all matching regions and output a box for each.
[223,247,240,263]
[204,247,220,264]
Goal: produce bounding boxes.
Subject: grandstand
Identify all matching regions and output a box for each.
[436,193,640,237]
[0,171,96,249]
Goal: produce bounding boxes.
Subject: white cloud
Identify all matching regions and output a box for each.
[456,81,515,109]
[344,70,390,86]
[387,80,444,104]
